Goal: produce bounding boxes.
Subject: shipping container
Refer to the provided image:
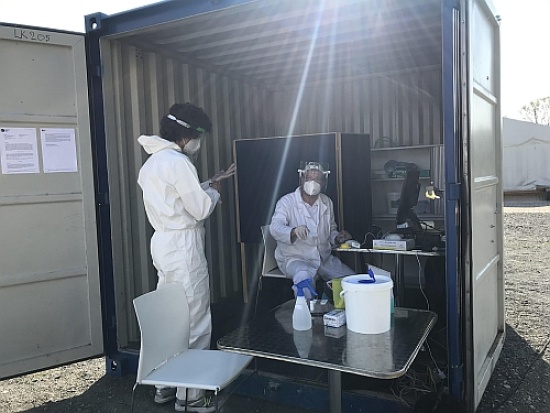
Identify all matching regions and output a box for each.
[0,0,503,411]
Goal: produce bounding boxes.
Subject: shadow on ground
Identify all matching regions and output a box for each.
[477,324,550,413]
[17,370,313,413]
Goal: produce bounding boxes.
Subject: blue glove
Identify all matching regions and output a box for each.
[295,279,318,298]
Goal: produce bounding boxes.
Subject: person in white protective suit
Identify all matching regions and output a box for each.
[269,162,355,297]
[137,102,235,413]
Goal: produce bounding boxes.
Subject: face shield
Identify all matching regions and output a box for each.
[298,162,330,195]
[167,114,207,160]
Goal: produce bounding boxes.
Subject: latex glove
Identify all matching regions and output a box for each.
[292,279,318,299]
[210,163,236,182]
[209,180,221,192]
[294,225,309,240]
[335,230,352,244]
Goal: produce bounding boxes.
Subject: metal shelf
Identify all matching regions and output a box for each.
[372,214,444,220]
[371,144,442,152]
[372,176,432,182]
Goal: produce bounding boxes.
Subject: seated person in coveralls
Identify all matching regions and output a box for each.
[269,162,355,297]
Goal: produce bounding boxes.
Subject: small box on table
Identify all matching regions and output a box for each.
[372,238,415,251]
[323,309,346,327]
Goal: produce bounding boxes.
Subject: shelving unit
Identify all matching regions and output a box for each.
[370,144,444,232]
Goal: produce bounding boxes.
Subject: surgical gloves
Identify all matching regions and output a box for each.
[294,225,309,240]
[294,279,318,299]
[209,163,236,182]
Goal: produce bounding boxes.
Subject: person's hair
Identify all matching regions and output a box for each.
[160,102,212,143]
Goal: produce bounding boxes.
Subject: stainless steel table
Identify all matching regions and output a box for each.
[218,301,437,413]
[336,247,444,306]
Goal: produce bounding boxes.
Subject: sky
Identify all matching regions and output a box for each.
[1,0,548,120]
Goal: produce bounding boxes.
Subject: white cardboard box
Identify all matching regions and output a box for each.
[372,238,415,251]
[323,309,346,327]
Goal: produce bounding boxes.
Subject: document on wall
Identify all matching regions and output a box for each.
[40,128,78,173]
[0,127,40,174]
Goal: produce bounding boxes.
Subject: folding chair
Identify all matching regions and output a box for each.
[131,284,252,413]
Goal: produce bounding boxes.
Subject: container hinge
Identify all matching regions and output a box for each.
[98,192,110,206]
[447,183,461,201]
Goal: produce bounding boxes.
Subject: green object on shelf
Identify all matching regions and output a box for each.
[390,166,408,178]
[374,136,395,148]
[384,160,418,178]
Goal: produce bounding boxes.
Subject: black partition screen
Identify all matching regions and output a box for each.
[340,133,372,244]
[234,133,371,243]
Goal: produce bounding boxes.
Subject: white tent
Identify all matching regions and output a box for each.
[502,117,550,192]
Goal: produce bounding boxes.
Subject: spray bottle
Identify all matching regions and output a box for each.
[292,287,312,330]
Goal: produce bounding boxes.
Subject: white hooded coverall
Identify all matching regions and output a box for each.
[270,188,354,284]
[137,135,219,401]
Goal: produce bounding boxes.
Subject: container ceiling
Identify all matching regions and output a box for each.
[110,0,442,88]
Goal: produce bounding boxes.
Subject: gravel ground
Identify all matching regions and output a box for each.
[1,204,549,413]
[476,204,550,413]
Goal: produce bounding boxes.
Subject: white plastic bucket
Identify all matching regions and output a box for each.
[386,192,400,214]
[340,274,394,334]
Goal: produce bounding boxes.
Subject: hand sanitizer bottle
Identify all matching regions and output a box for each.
[292,288,312,330]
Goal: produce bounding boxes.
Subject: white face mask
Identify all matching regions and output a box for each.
[303,180,321,196]
[183,138,201,155]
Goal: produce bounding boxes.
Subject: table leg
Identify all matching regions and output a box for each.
[328,370,342,413]
[355,252,361,273]
[395,254,404,306]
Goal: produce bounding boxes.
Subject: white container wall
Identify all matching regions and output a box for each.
[502,117,550,191]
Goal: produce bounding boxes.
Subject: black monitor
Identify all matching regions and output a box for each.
[395,170,422,234]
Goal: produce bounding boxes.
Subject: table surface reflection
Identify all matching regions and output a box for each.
[218,301,436,379]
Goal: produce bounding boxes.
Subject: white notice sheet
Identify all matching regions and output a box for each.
[0,127,40,174]
[40,128,78,173]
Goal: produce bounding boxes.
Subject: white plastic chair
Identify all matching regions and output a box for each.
[131,284,252,413]
[260,225,286,279]
[255,225,289,314]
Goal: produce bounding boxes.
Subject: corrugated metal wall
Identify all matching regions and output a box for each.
[100,40,277,346]
[280,66,442,146]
